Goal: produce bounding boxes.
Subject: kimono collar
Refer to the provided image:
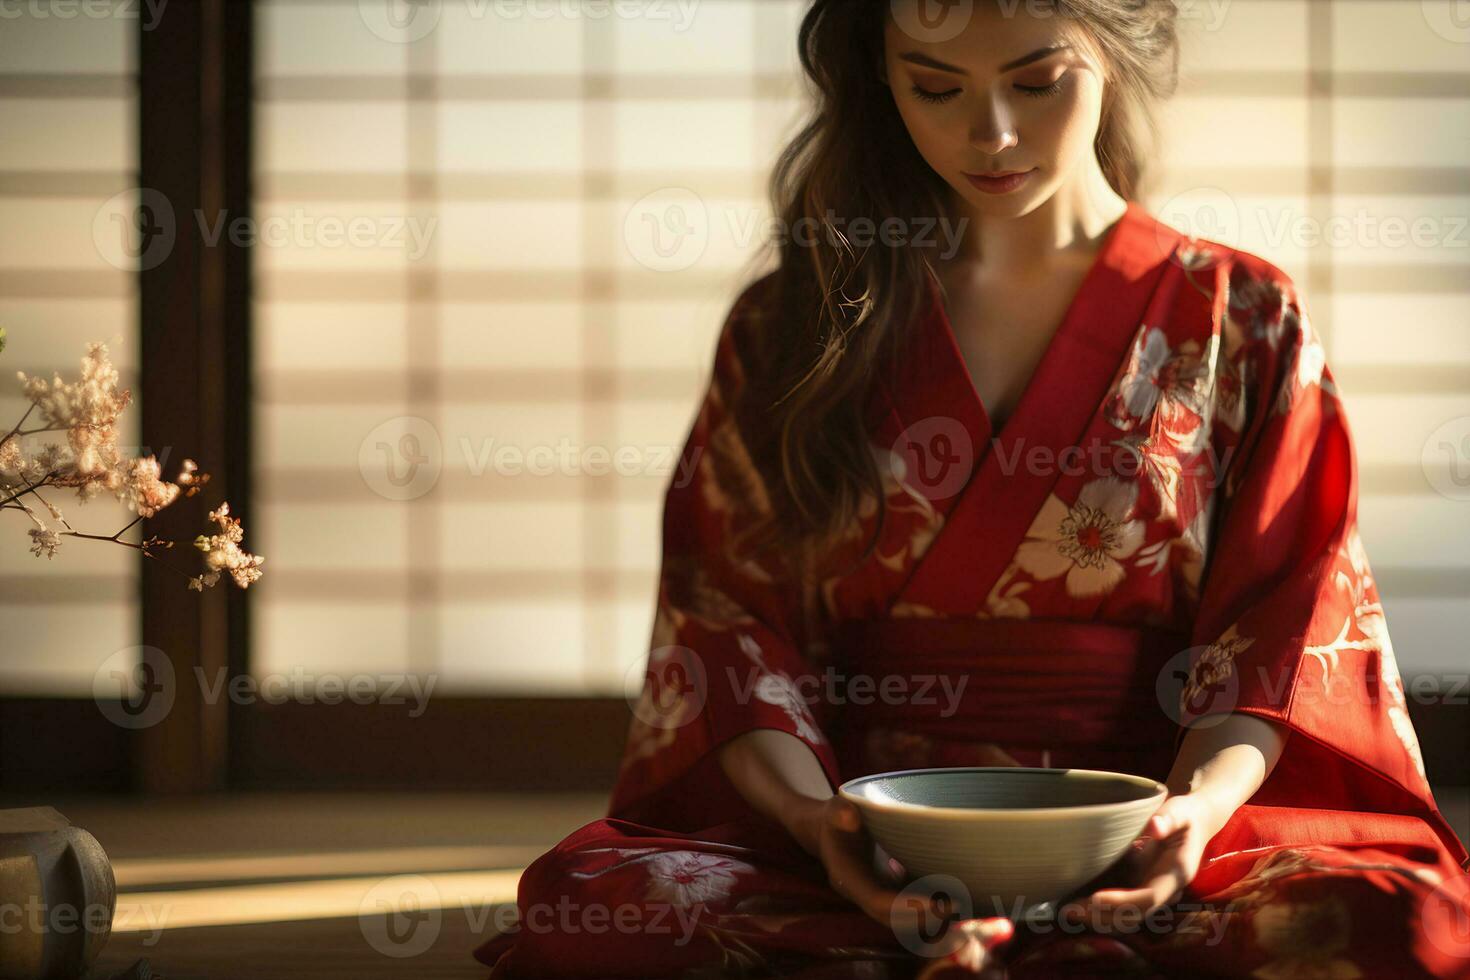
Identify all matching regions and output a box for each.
[870,199,1186,613]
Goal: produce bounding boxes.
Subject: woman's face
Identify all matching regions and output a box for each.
[882,1,1110,216]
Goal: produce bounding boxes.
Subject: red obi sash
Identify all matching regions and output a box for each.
[827,617,1191,785]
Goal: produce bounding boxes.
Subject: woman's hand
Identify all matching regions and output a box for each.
[790,795,910,924]
[791,796,1014,974]
[1055,712,1290,932]
[1058,791,1216,932]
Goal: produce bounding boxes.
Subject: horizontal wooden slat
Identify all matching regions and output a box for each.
[256,368,698,403]
[231,696,628,791]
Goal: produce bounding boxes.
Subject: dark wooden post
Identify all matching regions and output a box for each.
[136,0,253,793]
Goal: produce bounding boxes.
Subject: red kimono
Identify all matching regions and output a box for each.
[475,200,1470,978]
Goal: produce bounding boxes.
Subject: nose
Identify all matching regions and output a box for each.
[968,90,1018,155]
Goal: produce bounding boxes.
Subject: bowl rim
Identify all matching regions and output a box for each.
[837,766,1168,819]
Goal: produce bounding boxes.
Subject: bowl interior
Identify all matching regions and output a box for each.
[841,767,1165,813]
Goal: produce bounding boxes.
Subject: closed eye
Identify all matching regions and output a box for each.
[1016,77,1066,98]
[911,83,961,104]
[912,74,1067,104]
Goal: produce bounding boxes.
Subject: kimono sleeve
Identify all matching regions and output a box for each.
[606,275,841,827]
[1173,260,1470,869]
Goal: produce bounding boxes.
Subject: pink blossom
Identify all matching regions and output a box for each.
[4,338,263,591]
[192,501,265,590]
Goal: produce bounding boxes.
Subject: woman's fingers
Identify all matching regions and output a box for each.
[1086,878,1183,927]
[1065,862,1187,931]
[820,799,907,923]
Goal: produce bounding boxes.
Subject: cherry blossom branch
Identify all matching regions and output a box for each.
[22,485,197,582]
[56,528,199,582]
[0,470,58,509]
[3,339,265,590]
[0,402,36,448]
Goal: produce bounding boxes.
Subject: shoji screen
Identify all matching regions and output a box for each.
[1166,0,1469,678]
[251,0,807,694]
[0,5,140,694]
[250,0,1466,697]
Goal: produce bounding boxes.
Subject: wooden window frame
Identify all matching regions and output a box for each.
[1,0,1465,800]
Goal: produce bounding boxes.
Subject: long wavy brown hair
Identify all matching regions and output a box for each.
[733,0,1180,574]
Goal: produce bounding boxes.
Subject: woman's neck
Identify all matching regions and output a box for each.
[942,166,1128,277]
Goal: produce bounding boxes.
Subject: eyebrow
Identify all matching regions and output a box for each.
[899,44,1071,75]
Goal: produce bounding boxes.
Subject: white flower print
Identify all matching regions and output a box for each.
[752,674,824,744]
[640,851,750,908]
[1145,489,1216,602]
[1180,623,1255,716]
[866,442,946,573]
[1180,494,1214,596]
[1116,327,1212,453]
[982,563,1033,619]
[1014,477,1145,598]
[1344,524,1370,579]
[1358,598,1428,782]
[1312,524,1429,784]
[1176,242,1224,271]
[738,634,825,745]
[1388,705,1428,783]
[1276,316,1329,417]
[890,601,942,618]
[1118,329,1170,417]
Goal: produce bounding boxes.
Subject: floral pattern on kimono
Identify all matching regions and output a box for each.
[475,201,1470,980]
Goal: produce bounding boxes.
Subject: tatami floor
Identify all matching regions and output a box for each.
[8,787,1467,979]
[18,792,607,980]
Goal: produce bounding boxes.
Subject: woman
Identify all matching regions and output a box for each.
[475,1,1470,976]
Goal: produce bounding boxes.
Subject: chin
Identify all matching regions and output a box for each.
[954,180,1044,214]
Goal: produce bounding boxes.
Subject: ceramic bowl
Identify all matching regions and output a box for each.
[838,766,1167,916]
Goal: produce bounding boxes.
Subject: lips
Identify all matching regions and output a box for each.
[963,169,1035,195]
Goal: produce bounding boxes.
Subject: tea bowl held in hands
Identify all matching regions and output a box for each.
[838,766,1167,917]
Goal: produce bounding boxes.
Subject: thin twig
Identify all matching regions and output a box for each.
[0,470,58,508]
[27,487,76,532]
[0,403,36,448]
[58,528,195,581]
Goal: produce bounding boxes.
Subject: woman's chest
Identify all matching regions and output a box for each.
[940,271,1090,431]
